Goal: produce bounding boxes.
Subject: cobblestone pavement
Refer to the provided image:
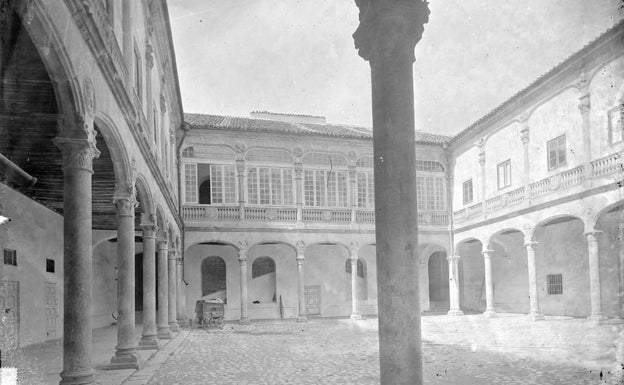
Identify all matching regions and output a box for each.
[146,314,624,385]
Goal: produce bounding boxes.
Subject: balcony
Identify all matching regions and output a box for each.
[182,205,449,229]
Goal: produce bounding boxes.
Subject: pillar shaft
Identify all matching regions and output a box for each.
[168,250,179,331]
[350,257,361,319]
[157,240,171,338]
[238,242,249,324]
[579,93,592,179]
[139,224,159,349]
[176,259,186,326]
[54,137,99,385]
[236,160,245,220]
[295,163,303,223]
[586,231,604,319]
[353,2,430,383]
[482,249,496,317]
[110,196,140,369]
[296,255,307,322]
[525,241,543,320]
[447,255,463,316]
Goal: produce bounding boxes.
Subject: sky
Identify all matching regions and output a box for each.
[168,0,624,136]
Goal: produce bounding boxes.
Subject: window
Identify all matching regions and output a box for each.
[608,104,624,144]
[247,167,294,206]
[3,249,16,266]
[462,179,473,205]
[357,171,375,208]
[133,46,142,102]
[547,134,566,170]
[182,147,195,158]
[415,160,444,172]
[547,274,563,295]
[252,257,276,279]
[416,175,445,211]
[303,169,348,207]
[210,165,236,204]
[46,258,55,273]
[497,159,511,190]
[184,163,197,203]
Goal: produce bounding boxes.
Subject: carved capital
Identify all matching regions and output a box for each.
[53,137,100,173]
[524,240,538,249]
[141,223,158,238]
[168,249,177,260]
[578,94,591,115]
[294,163,303,178]
[348,165,357,179]
[236,159,245,174]
[584,230,603,242]
[353,0,430,63]
[520,125,530,144]
[481,249,494,258]
[349,241,360,258]
[296,240,305,256]
[114,195,137,217]
[238,240,248,261]
[478,151,486,167]
[446,254,461,263]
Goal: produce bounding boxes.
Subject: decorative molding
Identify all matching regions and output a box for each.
[293,147,303,158]
[296,240,305,256]
[237,240,248,261]
[52,137,100,173]
[114,196,137,217]
[349,241,360,258]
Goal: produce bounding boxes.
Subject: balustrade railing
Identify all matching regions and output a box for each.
[560,165,585,188]
[356,210,375,224]
[485,195,502,213]
[592,153,622,177]
[466,203,483,219]
[506,186,525,206]
[529,178,550,198]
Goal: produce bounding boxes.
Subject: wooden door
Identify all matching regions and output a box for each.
[45,282,58,339]
[0,281,19,350]
[304,285,321,315]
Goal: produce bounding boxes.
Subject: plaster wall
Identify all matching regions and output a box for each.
[490,232,529,313]
[452,145,480,209]
[596,209,623,318]
[458,241,485,312]
[483,122,523,198]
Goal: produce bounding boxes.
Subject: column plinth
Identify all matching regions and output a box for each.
[525,241,544,321]
[586,231,605,322]
[446,255,463,316]
[138,223,160,350]
[353,1,430,383]
[109,195,142,370]
[168,250,180,332]
[157,239,172,339]
[482,249,497,318]
[54,137,99,385]
[238,241,250,324]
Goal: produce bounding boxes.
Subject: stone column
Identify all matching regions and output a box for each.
[353,2,430,383]
[157,238,172,339]
[139,223,159,350]
[482,248,496,317]
[238,240,250,324]
[349,166,357,224]
[109,194,141,369]
[586,230,605,321]
[168,249,180,332]
[296,241,307,322]
[349,241,362,320]
[447,255,463,316]
[295,163,303,224]
[520,123,531,200]
[53,136,100,385]
[578,74,593,180]
[236,160,246,220]
[176,257,186,326]
[525,241,544,321]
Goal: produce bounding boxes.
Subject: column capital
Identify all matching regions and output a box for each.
[446,254,461,263]
[524,240,539,248]
[348,165,357,179]
[294,163,303,178]
[141,223,158,238]
[296,240,306,255]
[157,238,168,249]
[167,250,177,260]
[114,195,137,218]
[296,255,304,265]
[53,137,100,173]
[578,94,591,115]
[520,124,530,144]
[584,230,603,240]
[481,249,494,257]
[349,241,360,258]
[238,240,248,262]
[353,0,430,63]
[236,159,245,174]
[478,150,486,167]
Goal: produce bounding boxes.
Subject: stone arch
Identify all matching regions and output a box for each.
[455,236,484,252]
[94,114,132,192]
[134,173,154,220]
[485,227,524,249]
[530,214,584,240]
[248,240,297,255]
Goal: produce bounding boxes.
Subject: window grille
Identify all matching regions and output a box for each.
[247,167,294,206]
[357,171,375,208]
[416,175,445,211]
[303,169,348,207]
[415,160,444,172]
[46,258,55,273]
[184,163,197,203]
[210,165,236,204]
[302,152,348,167]
[245,148,293,164]
[547,134,567,170]
[356,156,374,168]
[3,249,17,266]
[252,257,276,279]
[497,159,511,190]
[463,179,473,205]
[547,274,563,295]
[608,104,624,144]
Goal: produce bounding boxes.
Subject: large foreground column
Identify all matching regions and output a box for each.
[139,223,159,349]
[157,238,172,339]
[482,249,497,317]
[350,241,362,320]
[54,137,100,385]
[353,2,430,384]
[238,241,250,324]
[296,240,307,322]
[525,241,544,321]
[109,195,141,369]
[176,257,186,326]
[168,249,180,332]
[586,231,605,321]
[447,255,463,316]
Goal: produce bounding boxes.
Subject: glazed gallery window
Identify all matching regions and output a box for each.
[357,171,375,209]
[547,134,567,170]
[497,159,511,190]
[462,179,473,205]
[207,165,236,204]
[184,163,197,203]
[3,249,16,266]
[304,169,348,207]
[416,175,445,211]
[547,274,563,295]
[247,167,294,206]
[608,104,624,144]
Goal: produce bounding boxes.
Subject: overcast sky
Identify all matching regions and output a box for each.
[169,0,623,136]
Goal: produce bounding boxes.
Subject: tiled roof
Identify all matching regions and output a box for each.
[184,113,452,144]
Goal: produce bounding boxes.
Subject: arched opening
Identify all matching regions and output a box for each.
[251,257,277,303]
[199,178,211,204]
[428,251,449,311]
[345,258,368,301]
[489,229,528,314]
[457,239,485,313]
[595,202,624,319]
[201,256,227,303]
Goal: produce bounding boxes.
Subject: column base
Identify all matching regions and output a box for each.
[350,313,364,320]
[169,321,180,332]
[527,312,544,321]
[59,368,96,385]
[157,327,172,339]
[138,337,160,350]
[296,315,308,322]
[177,316,188,327]
[239,317,250,325]
[108,353,142,370]
[483,310,497,318]
[588,314,607,323]
[447,309,464,316]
